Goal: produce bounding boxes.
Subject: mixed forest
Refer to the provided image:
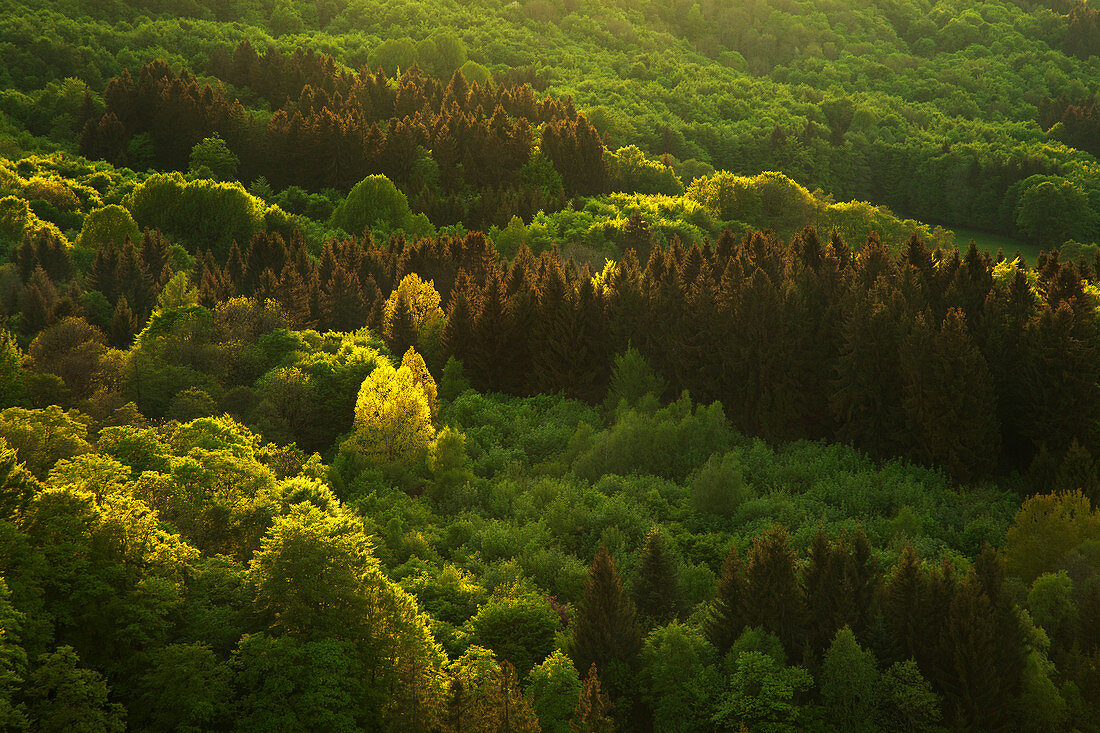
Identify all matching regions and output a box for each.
[0,0,1099,730]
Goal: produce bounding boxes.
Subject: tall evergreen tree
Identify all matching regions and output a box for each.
[631,527,683,625]
[743,525,805,659]
[109,295,135,348]
[706,543,747,656]
[900,309,1000,482]
[570,546,642,702]
[571,664,615,733]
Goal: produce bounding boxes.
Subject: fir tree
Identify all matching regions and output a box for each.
[743,525,805,659]
[109,295,135,348]
[900,309,1000,482]
[631,527,684,625]
[570,546,642,702]
[570,664,615,733]
[706,543,747,656]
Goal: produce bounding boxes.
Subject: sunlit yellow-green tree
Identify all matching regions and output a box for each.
[383,274,445,355]
[345,361,435,466]
[401,347,438,419]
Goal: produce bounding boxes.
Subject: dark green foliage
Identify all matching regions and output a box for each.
[570,546,642,702]
[22,646,125,733]
[705,543,746,657]
[631,527,684,625]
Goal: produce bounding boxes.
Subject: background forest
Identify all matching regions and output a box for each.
[0,0,1099,730]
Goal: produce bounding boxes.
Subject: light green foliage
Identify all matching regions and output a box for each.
[188,135,239,182]
[345,359,436,467]
[607,146,684,196]
[605,346,666,411]
[1015,176,1094,248]
[76,204,138,249]
[127,173,266,257]
[712,651,813,732]
[820,627,878,730]
[0,405,91,478]
[95,425,168,474]
[0,196,31,244]
[689,450,750,517]
[527,650,582,733]
[0,578,26,730]
[639,622,717,732]
[458,60,490,86]
[729,627,787,665]
[428,426,474,502]
[155,271,199,312]
[1015,615,1068,732]
[874,660,941,732]
[248,503,376,638]
[0,330,27,409]
[688,171,819,234]
[466,586,559,676]
[1004,491,1100,584]
[573,395,732,482]
[330,174,427,237]
[246,503,448,722]
[1027,572,1077,648]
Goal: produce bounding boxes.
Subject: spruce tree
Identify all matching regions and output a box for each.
[706,542,746,656]
[385,289,419,358]
[743,525,805,659]
[21,269,57,335]
[571,664,615,733]
[109,295,135,348]
[631,527,683,625]
[900,308,1000,482]
[1055,440,1100,507]
[570,546,642,702]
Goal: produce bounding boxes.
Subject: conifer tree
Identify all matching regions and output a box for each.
[743,526,804,659]
[1054,440,1100,507]
[631,527,683,625]
[570,546,642,702]
[706,543,747,656]
[570,664,614,733]
[21,268,58,335]
[275,263,311,327]
[323,265,367,331]
[832,280,910,459]
[109,295,135,348]
[900,309,1000,482]
[385,290,420,358]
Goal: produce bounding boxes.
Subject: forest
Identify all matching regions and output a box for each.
[0,0,1099,731]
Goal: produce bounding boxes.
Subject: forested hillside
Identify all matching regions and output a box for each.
[0,0,1099,730]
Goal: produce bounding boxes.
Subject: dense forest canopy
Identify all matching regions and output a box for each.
[0,0,1099,730]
